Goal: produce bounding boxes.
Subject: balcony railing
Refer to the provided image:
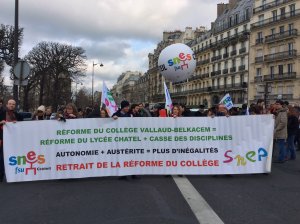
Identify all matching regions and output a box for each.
[255,56,264,63]
[239,47,246,54]
[253,0,295,14]
[189,73,210,81]
[256,38,264,44]
[211,85,226,91]
[199,31,250,52]
[230,67,236,73]
[267,94,293,100]
[227,82,248,89]
[172,86,216,96]
[196,58,210,66]
[223,53,229,59]
[265,29,298,43]
[231,50,237,56]
[210,82,247,92]
[211,55,222,62]
[254,76,263,82]
[239,65,246,71]
[189,75,202,81]
[202,73,210,79]
[223,68,228,74]
[254,95,264,100]
[211,70,221,77]
[251,9,300,29]
[264,72,297,81]
[264,50,297,62]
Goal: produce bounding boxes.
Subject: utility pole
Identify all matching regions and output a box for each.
[13,0,19,104]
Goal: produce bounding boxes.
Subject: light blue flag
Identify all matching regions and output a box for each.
[219,93,234,110]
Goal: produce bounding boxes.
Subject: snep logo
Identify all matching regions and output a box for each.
[167,52,194,71]
[9,151,45,175]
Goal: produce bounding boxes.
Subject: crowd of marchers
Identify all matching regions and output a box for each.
[0,97,299,182]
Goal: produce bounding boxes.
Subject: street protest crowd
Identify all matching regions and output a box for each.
[0,97,299,182]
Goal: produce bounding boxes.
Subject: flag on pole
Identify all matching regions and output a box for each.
[164,82,173,115]
[219,93,234,110]
[101,81,118,117]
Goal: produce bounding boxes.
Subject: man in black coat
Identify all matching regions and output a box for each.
[0,99,23,182]
[112,100,131,118]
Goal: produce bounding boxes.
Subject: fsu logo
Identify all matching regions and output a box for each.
[9,151,45,175]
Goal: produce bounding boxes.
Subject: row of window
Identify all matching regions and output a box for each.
[256,42,294,57]
[198,44,247,62]
[256,84,294,95]
[256,23,295,40]
[256,63,294,76]
[257,3,296,23]
[197,57,247,74]
[214,7,251,33]
[194,25,249,51]
[212,74,245,87]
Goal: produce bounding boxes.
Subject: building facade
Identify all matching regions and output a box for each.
[186,0,253,108]
[111,71,142,105]
[249,0,300,104]
[134,73,150,104]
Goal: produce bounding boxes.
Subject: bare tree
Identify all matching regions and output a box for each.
[24,41,87,111]
[0,24,23,99]
[0,24,23,68]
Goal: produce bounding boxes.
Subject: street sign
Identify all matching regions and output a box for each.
[13,60,31,79]
[14,79,28,86]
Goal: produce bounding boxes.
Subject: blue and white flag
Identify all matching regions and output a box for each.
[219,93,234,110]
[164,82,173,114]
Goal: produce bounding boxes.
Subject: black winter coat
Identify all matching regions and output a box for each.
[287,115,299,136]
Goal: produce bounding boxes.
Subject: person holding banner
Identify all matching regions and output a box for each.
[87,107,109,118]
[32,105,46,120]
[0,99,23,182]
[138,103,151,117]
[130,104,141,117]
[172,105,182,118]
[216,104,229,117]
[112,100,131,119]
[64,103,78,119]
[100,109,109,118]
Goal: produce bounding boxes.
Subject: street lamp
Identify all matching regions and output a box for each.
[92,61,103,107]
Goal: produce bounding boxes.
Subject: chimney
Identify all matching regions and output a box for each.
[229,0,238,9]
[217,3,229,17]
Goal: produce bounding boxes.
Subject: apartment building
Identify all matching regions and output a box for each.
[249,0,300,104]
[187,0,253,108]
[111,71,142,105]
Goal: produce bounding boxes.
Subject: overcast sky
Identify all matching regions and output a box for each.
[1,0,219,90]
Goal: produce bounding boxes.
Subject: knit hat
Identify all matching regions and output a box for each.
[37,105,45,113]
[120,100,130,109]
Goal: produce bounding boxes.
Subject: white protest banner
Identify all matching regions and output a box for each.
[4,116,274,182]
[164,82,173,114]
[219,93,234,110]
[101,81,118,117]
